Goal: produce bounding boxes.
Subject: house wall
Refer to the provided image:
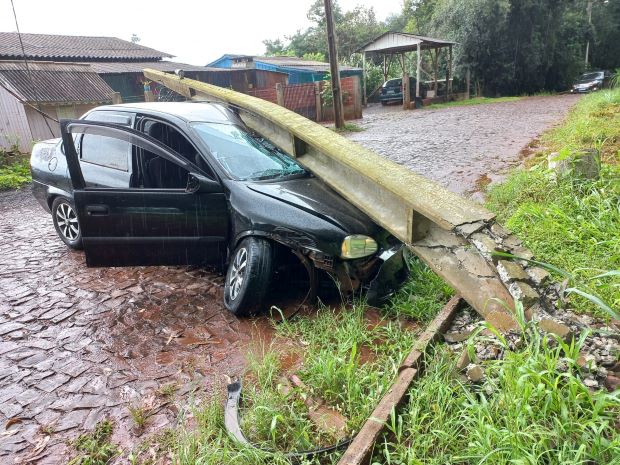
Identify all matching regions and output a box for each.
[0,85,32,152]
[25,103,99,146]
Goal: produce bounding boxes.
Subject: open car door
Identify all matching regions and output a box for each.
[60,119,228,267]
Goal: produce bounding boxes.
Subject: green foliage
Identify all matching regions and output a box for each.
[375,333,620,464]
[0,155,31,191]
[611,69,620,89]
[486,89,620,316]
[263,0,386,60]
[69,420,118,465]
[425,96,521,110]
[387,257,453,323]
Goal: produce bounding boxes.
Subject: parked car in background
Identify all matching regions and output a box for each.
[379,77,424,105]
[571,70,611,93]
[30,102,409,316]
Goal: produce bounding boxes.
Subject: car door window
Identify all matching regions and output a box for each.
[137,119,212,189]
[79,133,132,188]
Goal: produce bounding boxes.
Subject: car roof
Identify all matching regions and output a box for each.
[93,101,236,124]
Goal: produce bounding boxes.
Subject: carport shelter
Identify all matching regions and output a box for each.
[358,32,456,108]
[0,61,114,152]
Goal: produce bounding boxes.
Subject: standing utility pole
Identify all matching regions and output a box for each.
[324,0,345,129]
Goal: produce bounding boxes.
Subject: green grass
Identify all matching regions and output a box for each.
[542,88,620,164]
[69,420,118,465]
[386,258,454,323]
[173,281,447,464]
[374,327,620,464]
[426,96,522,110]
[330,122,365,133]
[486,89,620,316]
[0,156,31,190]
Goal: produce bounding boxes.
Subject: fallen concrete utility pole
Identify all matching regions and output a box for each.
[143,69,560,331]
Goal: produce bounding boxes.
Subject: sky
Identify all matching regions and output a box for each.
[0,0,403,65]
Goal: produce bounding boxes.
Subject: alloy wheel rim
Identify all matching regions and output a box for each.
[229,247,248,301]
[55,203,79,241]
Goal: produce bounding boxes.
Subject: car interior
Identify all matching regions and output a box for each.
[138,119,212,189]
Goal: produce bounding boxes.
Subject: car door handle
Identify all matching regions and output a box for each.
[85,205,109,216]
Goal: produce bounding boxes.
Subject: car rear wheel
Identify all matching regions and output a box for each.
[52,197,83,250]
[224,237,273,317]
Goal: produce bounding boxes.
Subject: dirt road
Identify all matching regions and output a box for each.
[0,95,578,463]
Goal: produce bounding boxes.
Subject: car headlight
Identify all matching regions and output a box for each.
[341,235,378,259]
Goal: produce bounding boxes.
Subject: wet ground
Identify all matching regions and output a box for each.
[0,96,579,463]
[346,95,580,197]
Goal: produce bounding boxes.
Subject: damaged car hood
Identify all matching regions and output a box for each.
[246,176,379,236]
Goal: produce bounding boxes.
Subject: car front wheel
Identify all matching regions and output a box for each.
[51,197,83,250]
[224,237,273,317]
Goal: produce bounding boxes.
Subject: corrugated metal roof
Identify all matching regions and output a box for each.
[0,61,114,103]
[89,61,217,74]
[359,32,456,53]
[260,56,359,72]
[0,33,172,61]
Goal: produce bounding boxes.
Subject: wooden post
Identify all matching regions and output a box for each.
[111,92,122,104]
[352,75,362,119]
[402,71,410,111]
[362,51,367,106]
[275,82,284,107]
[447,45,453,100]
[416,42,421,99]
[433,48,439,95]
[314,81,322,122]
[465,67,471,100]
[324,0,345,129]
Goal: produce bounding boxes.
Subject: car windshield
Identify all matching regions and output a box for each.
[191,122,306,181]
[580,72,603,81]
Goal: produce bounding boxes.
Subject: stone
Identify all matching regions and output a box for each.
[497,260,529,283]
[455,221,486,237]
[36,374,70,393]
[470,233,501,256]
[456,349,471,371]
[550,149,600,180]
[539,318,573,341]
[490,223,510,239]
[604,375,620,392]
[508,281,540,307]
[576,353,597,371]
[444,330,474,343]
[527,267,551,286]
[466,364,485,383]
[485,311,519,332]
[583,378,599,388]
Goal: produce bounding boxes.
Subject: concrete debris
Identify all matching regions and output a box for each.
[497,260,530,283]
[538,318,574,341]
[466,364,485,383]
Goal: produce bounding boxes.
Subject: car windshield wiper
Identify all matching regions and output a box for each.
[242,167,306,181]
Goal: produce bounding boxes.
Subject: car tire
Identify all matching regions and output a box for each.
[380,101,387,106]
[51,197,83,250]
[224,237,273,317]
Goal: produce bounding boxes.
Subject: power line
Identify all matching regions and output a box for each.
[10,0,57,135]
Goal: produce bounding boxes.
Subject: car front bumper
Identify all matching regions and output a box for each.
[364,244,410,305]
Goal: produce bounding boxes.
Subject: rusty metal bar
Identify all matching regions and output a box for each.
[337,295,463,465]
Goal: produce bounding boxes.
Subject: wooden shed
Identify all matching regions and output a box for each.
[0,61,114,152]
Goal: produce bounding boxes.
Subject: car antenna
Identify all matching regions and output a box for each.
[9,0,59,133]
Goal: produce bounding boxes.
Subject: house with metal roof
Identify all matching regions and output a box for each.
[0,61,115,151]
[206,54,362,84]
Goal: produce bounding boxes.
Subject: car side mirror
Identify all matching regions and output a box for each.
[186,173,222,194]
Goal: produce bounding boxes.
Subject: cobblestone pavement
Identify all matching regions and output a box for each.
[0,96,579,462]
[346,95,580,197]
[0,189,274,463]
